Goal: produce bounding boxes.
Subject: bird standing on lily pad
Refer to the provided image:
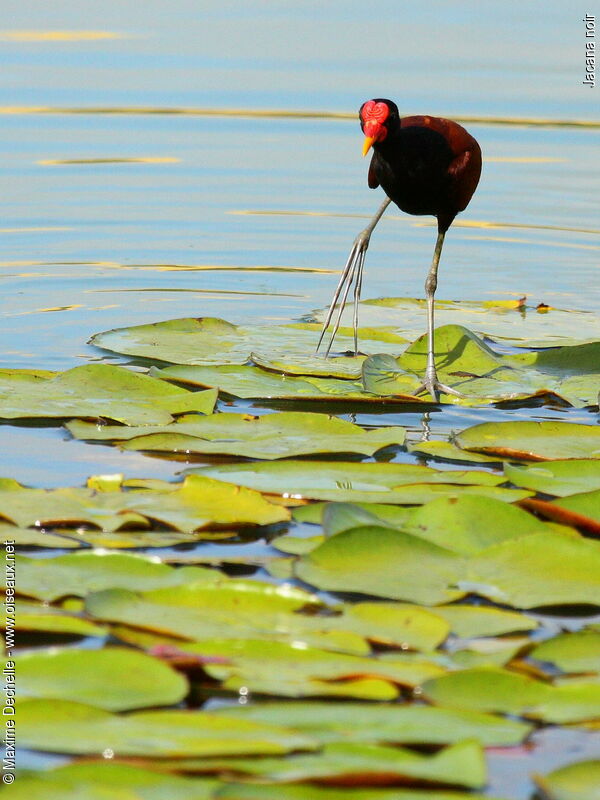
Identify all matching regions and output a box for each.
[317,99,482,401]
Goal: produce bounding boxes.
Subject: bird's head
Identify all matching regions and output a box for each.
[359,99,399,156]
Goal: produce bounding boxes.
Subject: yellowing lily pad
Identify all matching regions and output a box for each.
[0,364,217,424]
[179,638,445,698]
[432,604,538,639]
[423,667,600,723]
[2,600,107,637]
[295,526,464,604]
[0,474,288,533]
[67,411,406,459]
[15,646,188,710]
[456,421,600,461]
[17,698,317,756]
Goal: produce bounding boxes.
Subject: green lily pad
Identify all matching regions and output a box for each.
[217,700,532,746]
[528,632,600,675]
[164,739,486,789]
[218,786,507,800]
[423,666,600,722]
[295,526,464,604]
[2,600,107,637]
[188,461,531,505]
[512,341,600,373]
[465,531,600,608]
[293,502,412,528]
[86,583,448,654]
[407,440,503,464]
[433,604,538,638]
[504,460,600,497]
[15,646,188,710]
[179,638,445,698]
[0,474,288,532]
[0,364,217,424]
[533,759,600,800]
[0,762,218,800]
[401,494,548,555]
[9,552,222,601]
[553,490,600,524]
[456,421,600,461]
[67,411,406,459]
[17,698,317,756]
[398,325,504,377]
[0,523,82,547]
[90,317,404,373]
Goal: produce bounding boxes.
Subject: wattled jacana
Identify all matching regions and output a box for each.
[317,99,482,401]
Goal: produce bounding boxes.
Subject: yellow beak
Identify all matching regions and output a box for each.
[362,136,376,157]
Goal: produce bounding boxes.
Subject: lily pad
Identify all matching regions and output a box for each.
[90,317,404,373]
[0,364,217,424]
[15,646,188,710]
[423,667,600,723]
[465,531,600,608]
[407,440,503,464]
[6,764,217,800]
[9,552,222,601]
[401,494,548,555]
[433,604,538,638]
[17,698,317,756]
[179,638,445,698]
[188,461,531,506]
[0,474,288,533]
[217,700,532,746]
[218,786,506,800]
[164,739,486,789]
[528,632,600,675]
[67,412,406,459]
[295,526,464,604]
[2,600,107,637]
[455,421,600,461]
[533,759,600,800]
[504,460,600,497]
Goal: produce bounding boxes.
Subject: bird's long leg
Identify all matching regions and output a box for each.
[414,230,465,402]
[316,197,391,356]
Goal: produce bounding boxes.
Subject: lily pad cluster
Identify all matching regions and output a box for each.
[3,302,600,799]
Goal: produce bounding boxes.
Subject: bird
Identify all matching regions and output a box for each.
[316,98,482,401]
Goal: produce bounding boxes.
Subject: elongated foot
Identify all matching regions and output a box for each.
[414,367,466,402]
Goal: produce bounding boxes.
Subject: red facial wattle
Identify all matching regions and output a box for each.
[361,100,389,155]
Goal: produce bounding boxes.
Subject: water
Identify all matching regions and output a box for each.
[2,2,599,793]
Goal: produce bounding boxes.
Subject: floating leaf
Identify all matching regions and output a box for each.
[90,317,404,372]
[188,461,530,506]
[218,785,505,800]
[465,531,600,608]
[0,474,288,533]
[2,600,107,637]
[295,526,464,604]
[17,699,317,756]
[0,364,217,424]
[552,490,600,524]
[423,667,600,722]
[167,740,486,789]
[407,440,503,464]
[0,762,218,800]
[397,325,504,378]
[533,759,600,800]
[179,638,445,698]
[0,523,81,548]
[217,700,531,747]
[401,494,548,555]
[456,421,600,461]
[9,552,221,601]
[528,632,600,675]
[15,646,188,710]
[504,460,600,497]
[433,604,537,638]
[67,412,406,459]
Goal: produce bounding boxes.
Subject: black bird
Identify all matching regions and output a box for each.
[317,98,482,401]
